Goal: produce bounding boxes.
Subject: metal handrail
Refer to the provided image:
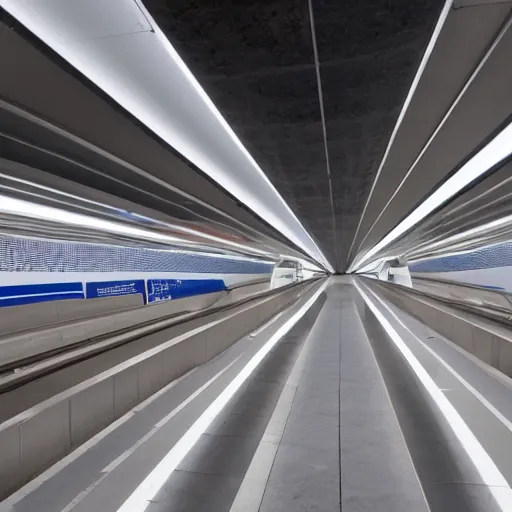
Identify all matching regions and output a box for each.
[412,274,512,311]
[370,276,512,325]
[0,279,318,392]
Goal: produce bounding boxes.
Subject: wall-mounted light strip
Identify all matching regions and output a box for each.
[407,213,512,258]
[0,194,278,264]
[0,194,181,244]
[0,170,280,258]
[355,280,512,510]
[351,120,512,272]
[406,240,508,267]
[116,280,328,512]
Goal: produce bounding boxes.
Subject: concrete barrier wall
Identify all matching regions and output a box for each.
[0,291,226,368]
[0,281,313,498]
[370,280,512,378]
[0,280,277,367]
[0,276,272,339]
[0,294,144,336]
[211,280,270,307]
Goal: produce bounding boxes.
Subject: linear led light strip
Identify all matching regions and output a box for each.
[82,209,277,259]
[407,238,511,267]
[116,280,328,512]
[394,174,512,259]
[0,169,274,259]
[1,126,277,261]
[351,119,512,272]
[355,280,512,510]
[0,194,275,263]
[0,171,121,212]
[406,213,512,257]
[2,109,301,267]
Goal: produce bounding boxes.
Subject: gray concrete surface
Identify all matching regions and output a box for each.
[0,291,225,367]
[0,294,143,336]
[372,280,512,378]
[2,278,512,512]
[0,282,311,498]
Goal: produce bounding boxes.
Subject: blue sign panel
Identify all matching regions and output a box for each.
[0,282,84,308]
[86,280,145,301]
[147,279,226,303]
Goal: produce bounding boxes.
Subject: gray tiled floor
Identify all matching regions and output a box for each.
[260,285,342,512]
[146,296,325,512]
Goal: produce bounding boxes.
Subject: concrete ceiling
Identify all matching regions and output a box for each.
[143,0,445,270]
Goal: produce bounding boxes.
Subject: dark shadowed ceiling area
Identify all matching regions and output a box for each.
[143,0,444,270]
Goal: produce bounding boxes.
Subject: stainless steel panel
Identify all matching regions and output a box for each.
[352,2,512,261]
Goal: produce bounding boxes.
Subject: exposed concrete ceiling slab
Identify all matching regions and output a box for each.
[144,0,445,270]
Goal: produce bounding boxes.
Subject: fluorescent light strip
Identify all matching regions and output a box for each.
[407,240,507,266]
[0,171,120,212]
[1,122,275,260]
[120,212,278,259]
[0,194,276,263]
[169,251,274,264]
[0,195,182,243]
[116,280,328,512]
[0,100,285,262]
[0,168,275,258]
[351,120,512,272]
[355,280,512,510]
[346,0,453,265]
[407,213,512,256]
